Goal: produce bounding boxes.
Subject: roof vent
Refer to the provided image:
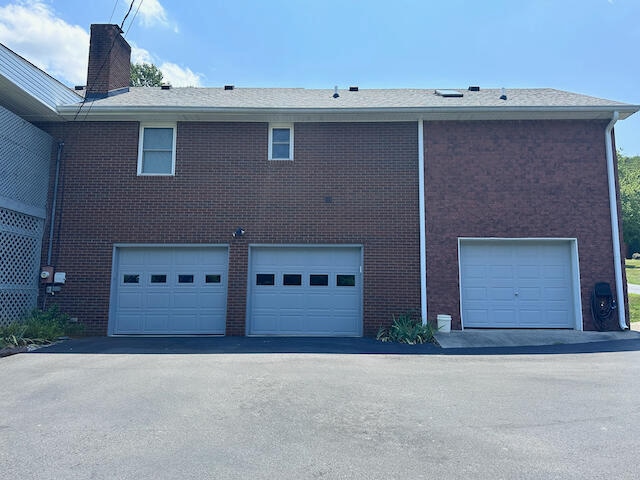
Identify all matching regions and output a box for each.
[161,83,171,90]
[224,85,234,90]
[74,85,85,91]
[468,86,480,92]
[349,86,359,92]
[435,89,463,98]
[500,88,507,101]
[333,86,339,99]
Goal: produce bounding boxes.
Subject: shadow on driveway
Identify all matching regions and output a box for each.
[30,335,640,356]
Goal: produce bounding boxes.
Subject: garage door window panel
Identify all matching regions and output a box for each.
[205,274,221,284]
[283,274,302,286]
[337,274,356,287]
[150,274,167,284]
[123,274,140,284]
[178,274,194,284]
[257,274,275,286]
[310,274,329,286]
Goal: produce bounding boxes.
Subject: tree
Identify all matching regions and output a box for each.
[130,62,164,87]
[618,151,640,256]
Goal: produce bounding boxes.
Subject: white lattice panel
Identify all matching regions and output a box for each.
[0,208,43,326]
[0,106,53,210]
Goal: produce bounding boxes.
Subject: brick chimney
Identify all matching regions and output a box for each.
[85,24,131,99]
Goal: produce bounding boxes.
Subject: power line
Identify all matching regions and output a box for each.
[120,0,136,30]
[108,0,119,23]
[124,0,144,37]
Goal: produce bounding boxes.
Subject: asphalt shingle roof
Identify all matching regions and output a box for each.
[67,86,631,110]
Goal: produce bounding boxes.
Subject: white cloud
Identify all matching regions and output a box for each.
[0,1,200,88]
[0,1,89,85]
[131,44,202,87]
[158,62,201,87]
[135,0,179,33]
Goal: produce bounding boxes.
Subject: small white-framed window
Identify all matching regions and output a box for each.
[138,124,176,175]
[268,123,294,160]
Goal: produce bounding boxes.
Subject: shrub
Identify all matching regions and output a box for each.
[0,305,83,348]
[376,311,436,345]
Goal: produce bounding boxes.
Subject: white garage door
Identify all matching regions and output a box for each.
[111,246,228,335]
[248,246,362,336]
[459,240,577,328]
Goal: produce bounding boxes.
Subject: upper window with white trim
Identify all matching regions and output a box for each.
[269,124,294,160]
[138,125,176,175]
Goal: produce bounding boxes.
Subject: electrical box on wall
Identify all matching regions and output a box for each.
[53,272,66,284]
[40,266,54,283]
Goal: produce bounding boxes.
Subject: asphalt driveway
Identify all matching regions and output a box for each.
[2,339,640,479]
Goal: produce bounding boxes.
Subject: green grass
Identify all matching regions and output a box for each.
[625,259,640,284]
[629,293,640,323]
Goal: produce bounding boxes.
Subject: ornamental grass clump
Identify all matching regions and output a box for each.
[376,311,436,345]
[0,305,82,349]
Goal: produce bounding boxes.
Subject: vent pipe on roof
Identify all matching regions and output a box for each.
[468,86,480,92]
[160,83,172,90]
[349,86,359,92]
[500,88,507,100]
[224,85,234,90]
[333,86,339,98]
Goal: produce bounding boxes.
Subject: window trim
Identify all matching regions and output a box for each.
[137,124,177,176]
[268,123,294,161]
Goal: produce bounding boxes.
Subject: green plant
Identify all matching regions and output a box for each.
[0,305,83,349]
[629,293,640,323]
[376,311,436,344]
[625,259,640,284]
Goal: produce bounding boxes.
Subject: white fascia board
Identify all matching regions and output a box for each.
[56,104,640,123]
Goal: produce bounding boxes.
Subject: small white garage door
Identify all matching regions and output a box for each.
[248,246,362,336]
[111,246,228,335]
[459,240,577,328]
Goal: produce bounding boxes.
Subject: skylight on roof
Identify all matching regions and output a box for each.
[435,89,464,98]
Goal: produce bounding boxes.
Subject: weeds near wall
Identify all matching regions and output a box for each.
[376,311,436,345]
[0,305,82,349]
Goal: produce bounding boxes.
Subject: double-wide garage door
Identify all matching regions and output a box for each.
[111,246,228,335]
[248,246,363,336]
[459,240,578,329]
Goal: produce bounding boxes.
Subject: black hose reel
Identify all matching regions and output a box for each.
[590,282,617,331]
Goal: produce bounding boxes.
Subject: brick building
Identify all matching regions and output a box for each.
[1,24,638,336]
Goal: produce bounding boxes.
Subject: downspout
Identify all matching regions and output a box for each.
[604,112,628,330]
[418,120,428,325]
[47,141,64,266]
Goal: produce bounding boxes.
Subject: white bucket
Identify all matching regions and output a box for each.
[437,314,452,333]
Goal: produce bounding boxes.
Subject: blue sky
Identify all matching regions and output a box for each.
[1,0,638,154]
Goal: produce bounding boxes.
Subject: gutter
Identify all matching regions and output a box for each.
[604,111,628,330]
[55,104,640,122]
[418,120,428,325]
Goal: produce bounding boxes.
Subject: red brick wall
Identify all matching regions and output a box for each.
[424,120,625,330]
[38,121,420,335]
[38,118,626,335]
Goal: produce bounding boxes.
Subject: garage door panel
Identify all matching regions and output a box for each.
[460,241,575,329]
[116,314,142,333]
[464,287,486,300]
[118,292,143,308]
[143,314,169,331]
[518,287,541,300]
[489,287,515,300]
